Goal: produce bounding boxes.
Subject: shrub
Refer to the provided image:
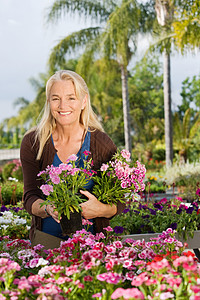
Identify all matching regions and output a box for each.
[2,162,15,181]
[0,181,24,205]
[1,159,23,182]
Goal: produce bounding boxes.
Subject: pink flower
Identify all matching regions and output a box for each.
[103,226,113,232]
[121,181,128,189]
[49,174,60,184]
[113,240,123,249]
[67,154,78,162]
[84,275,93,282]
[160,292,174,299]
[40,184,53,196]
[111,287,144,299]
[121,149,131,161]
[100,163,109,171]
[92,293,102,298]
[83,150,91,156]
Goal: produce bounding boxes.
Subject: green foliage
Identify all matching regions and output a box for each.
[129,55,164,144]
[111,198,200,240]
[2,163,15,181]
[178,75,200,118]
[0,181,24,205]
[2,160,23,182]
[173,0,200,52]
[86,59,124,146]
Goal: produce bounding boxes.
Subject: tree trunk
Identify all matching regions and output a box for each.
[120,65,132,154]
[163,49,173,167]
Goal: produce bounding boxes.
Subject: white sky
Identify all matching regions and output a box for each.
[0,0,200,123]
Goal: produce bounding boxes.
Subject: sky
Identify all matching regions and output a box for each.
[0,0,200,124]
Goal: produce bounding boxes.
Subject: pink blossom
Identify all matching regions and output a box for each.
[100,163,109,171]
[121,149,131,161]
[111,287,144,299]
[83,150,91,156]
[49,174,60,184]
[92,293,102,298]
[40,184,53,196]
[67,154,78,162]
[121,181,128,189]
[160,292,174,299]
[113,240,123,249]
[103,226,113,232]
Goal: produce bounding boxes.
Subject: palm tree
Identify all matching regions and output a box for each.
[155,0,174,167]
[172,0,200,52]
[173,108,200,162]
[45,0,156,154]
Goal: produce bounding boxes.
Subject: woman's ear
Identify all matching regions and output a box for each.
[81,94,87,110]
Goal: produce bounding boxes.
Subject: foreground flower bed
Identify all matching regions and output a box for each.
[1,228,200,299]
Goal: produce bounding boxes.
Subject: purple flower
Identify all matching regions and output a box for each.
[170,222,177,230]
[0,205,9,212]
[176,208,182,215]
[123,208,130,214]
[153,203,163,211]
[186,206,194,214]
[149,208,156,215]
[114,226,124,234]
[142,215,150,219]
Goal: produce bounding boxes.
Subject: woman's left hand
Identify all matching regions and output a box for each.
[79,190,117,219]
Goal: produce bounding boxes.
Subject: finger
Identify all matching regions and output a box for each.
[80,190,96,200]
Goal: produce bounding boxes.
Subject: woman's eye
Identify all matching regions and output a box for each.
[69,97,76,101]
[52,98,59,101]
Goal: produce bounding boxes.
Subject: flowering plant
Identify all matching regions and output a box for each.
[2,228,200,299]
[111,195,200,240]
[92,149,146,206]
[38,152,94,220]
[0,205,31,239]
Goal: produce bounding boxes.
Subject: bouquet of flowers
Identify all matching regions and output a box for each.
[38,151,94,221]
[92,149,146,205]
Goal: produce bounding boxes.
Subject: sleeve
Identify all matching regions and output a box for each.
[20,132,44,215]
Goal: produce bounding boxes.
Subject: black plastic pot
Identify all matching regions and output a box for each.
[60,211,82,236]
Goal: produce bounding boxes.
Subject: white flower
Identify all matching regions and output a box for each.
[0,217,11,224]
[36,258,49,268]
[1,225,9,230]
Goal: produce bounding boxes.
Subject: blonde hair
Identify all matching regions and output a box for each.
[33,70,103,159]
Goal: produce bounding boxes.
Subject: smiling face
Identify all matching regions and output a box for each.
[49,80,86,128]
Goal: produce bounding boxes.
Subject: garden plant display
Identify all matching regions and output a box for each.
[1,227,200,299]
[38,149,146,220]
[0,205,31,240]
[38,151,95,220]
[92,149,146,205]
[111,195,200,240]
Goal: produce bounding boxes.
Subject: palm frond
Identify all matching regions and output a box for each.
[48,27,101,72]
[45,0,113,25]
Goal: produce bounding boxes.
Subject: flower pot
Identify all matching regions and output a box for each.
[60,211,82,236]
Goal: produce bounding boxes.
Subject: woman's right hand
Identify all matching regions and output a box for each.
[46,204,60,223]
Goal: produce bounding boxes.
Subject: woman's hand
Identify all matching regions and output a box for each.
[32,199,60,223]
[79,190,117,219]
[46,204,60,223]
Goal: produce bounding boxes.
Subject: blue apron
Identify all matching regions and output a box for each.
[42,131,94,239]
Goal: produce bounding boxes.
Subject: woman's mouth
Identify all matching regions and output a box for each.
[59,111,71,115]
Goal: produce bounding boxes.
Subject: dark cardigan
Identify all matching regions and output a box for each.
[20,129,126,241]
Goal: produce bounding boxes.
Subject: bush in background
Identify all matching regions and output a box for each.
[1,159,23,182]
[0,181,24,205]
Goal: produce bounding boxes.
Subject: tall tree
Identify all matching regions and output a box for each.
[172,0,200,52]
[46,0,156,154]
[155,0,174,167]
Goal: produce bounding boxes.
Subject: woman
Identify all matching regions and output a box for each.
[20,70,125,244]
